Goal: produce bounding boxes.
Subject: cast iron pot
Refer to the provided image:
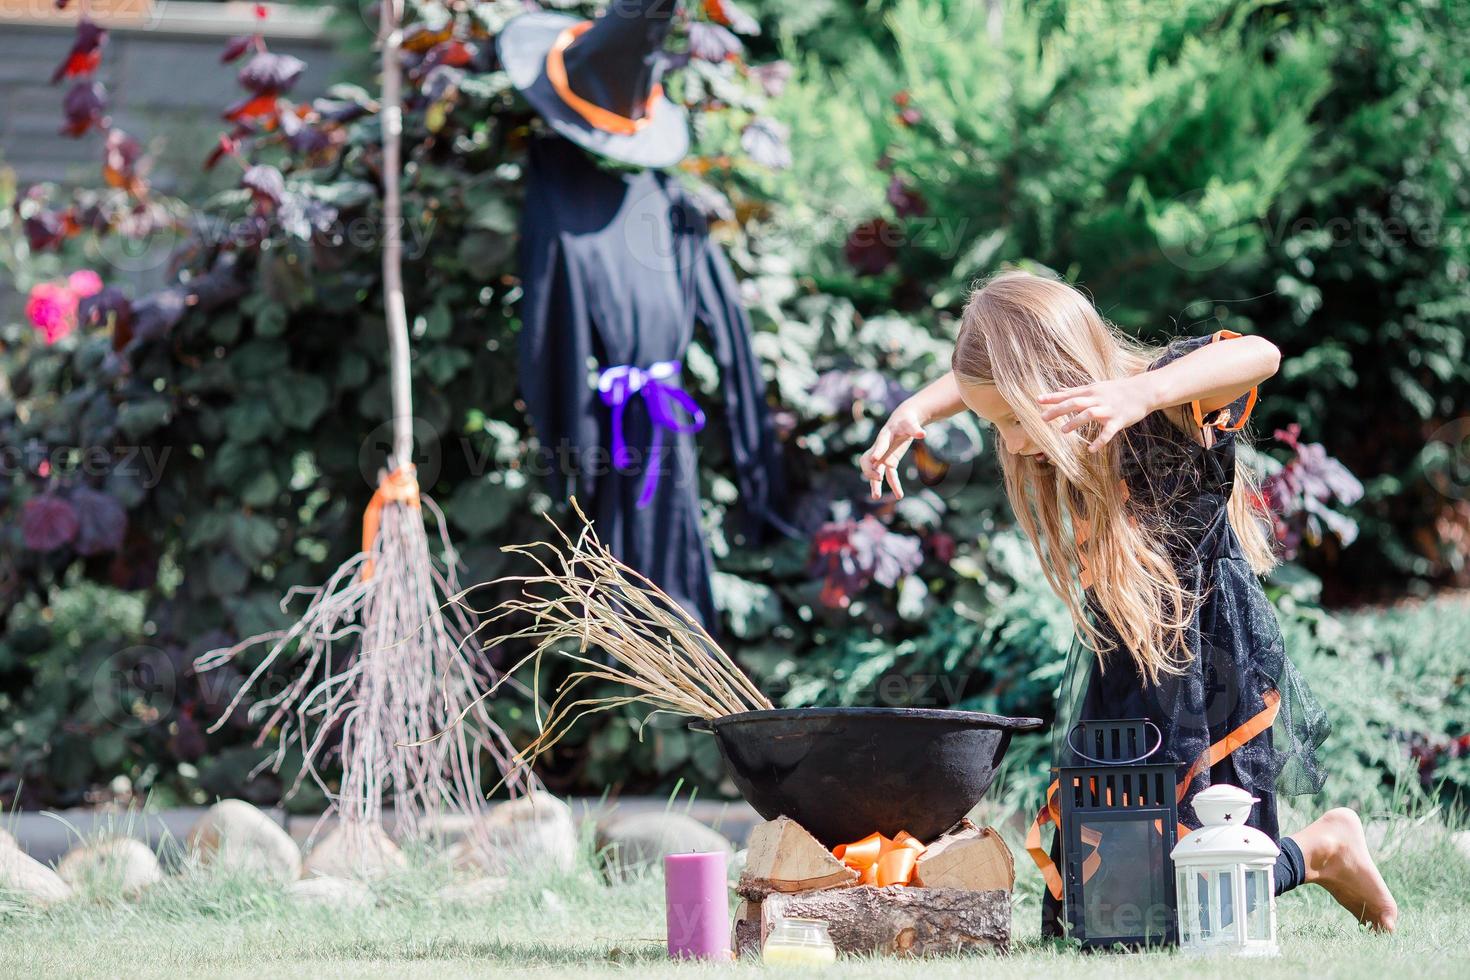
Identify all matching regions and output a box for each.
[691,707,1043,847]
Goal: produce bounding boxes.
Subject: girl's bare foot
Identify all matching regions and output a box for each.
[1293,808,1398,932]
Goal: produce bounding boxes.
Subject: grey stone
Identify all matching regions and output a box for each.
[448,791,580,875]
[188,800,301,884]
[56,837,163,896]
[436,876,511,903]
[598,811,733,878]
[0,844,71,906]
[286,876,374,909]
[303,822,407,880]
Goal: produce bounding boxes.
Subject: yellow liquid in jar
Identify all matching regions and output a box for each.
[762,942,837,966]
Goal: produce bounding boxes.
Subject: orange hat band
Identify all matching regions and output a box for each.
[544,21,662,136]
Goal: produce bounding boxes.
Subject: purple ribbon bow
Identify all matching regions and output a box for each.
[597,359,707,508]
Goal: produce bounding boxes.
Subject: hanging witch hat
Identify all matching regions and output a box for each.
[498,0,690,169]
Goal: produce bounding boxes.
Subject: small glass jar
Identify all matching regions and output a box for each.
[762,917,837,965]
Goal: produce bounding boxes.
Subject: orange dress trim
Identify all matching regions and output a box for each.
[1188,329,1259,432]
[544,22,663,136]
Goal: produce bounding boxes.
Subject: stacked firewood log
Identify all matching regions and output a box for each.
[733,815,1015,957]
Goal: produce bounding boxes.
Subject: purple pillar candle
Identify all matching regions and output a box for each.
[664,851,731,960]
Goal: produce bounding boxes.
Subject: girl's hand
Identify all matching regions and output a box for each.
[860,402,928,499]
[1037,376,1158,453]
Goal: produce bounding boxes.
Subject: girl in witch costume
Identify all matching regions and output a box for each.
[861,270,1398,933]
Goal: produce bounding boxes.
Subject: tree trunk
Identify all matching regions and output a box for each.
[760,885,1011,956]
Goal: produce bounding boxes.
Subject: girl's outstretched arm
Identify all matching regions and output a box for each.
[860,371,966,499]
[1038,334,1281,452]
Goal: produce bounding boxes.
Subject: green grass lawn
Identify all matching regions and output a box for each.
[4,814,1468,979]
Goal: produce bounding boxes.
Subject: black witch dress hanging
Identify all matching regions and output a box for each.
[500,2,789,628]
[1027,331,1332,937]
[514,137,788,627]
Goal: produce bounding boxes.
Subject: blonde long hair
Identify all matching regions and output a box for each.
[953,271,1276,683]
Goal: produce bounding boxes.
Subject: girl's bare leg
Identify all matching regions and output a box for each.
[1289,808,1398,932]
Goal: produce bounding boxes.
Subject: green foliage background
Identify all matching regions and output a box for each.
[1,0,1467,814]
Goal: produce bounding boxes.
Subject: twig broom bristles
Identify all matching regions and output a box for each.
[442,498,772,779]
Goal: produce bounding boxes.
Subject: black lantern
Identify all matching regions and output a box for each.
[1058,718,1179,948]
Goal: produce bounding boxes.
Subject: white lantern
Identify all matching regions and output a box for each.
[1170,784,1279,957]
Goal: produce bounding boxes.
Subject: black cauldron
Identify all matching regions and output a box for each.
[692,707,1043,847]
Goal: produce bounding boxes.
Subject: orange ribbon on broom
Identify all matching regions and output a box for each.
[359,465,421,582]
[833,830,926,886]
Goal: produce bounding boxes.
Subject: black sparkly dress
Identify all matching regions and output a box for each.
[1031,331,1331,935]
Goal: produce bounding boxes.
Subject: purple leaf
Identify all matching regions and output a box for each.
[706,0,761,35]
[748,60,791,98]
[741,116,791,170]
[22,493,80,551]
[241,164,285,210]
[844,218,900,276]
[221,34,253,64]
[61,80,107,137]
[313,95,372,124]
[688,22,743,62]
[853,516,923,587]
[23,211,67,251]
[79,285,133,330]
[421,64,466,103]
[71,485,127,555]
[238,51,305,95]
[886,175,927,218]
[810,369,907,415]
[279,110,330,157]
[51,17,107,84]
[129,288,189,342]
[808,516,923,607]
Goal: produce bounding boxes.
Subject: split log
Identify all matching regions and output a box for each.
[760,885,1010,957]
[913,819,1014,892]
[736,816,858,899]
[732,900,762,958]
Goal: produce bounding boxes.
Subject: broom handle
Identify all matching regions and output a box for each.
[379,0,413,470]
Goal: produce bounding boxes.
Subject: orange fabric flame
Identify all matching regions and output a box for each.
[832,830,926,887]
[359,465,421,582]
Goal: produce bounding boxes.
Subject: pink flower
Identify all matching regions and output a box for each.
[68,268,103,297]
[25,282,79,344]
[24,270,106,344]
